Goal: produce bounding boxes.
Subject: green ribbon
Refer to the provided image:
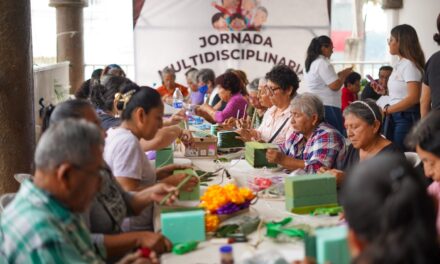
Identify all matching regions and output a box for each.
[265,217,306,239]
[310,206,343,216]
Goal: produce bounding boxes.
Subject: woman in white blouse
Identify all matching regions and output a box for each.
[303,35,353,135]
[373,24,425,150]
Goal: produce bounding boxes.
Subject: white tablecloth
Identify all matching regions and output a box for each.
[160,156,340,264]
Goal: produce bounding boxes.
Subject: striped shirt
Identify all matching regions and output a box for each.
[0,180,105,263]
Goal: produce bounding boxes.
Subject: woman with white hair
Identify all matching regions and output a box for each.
[266,93,345,173]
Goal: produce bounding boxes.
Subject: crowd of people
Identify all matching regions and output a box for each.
[1,14,440,264]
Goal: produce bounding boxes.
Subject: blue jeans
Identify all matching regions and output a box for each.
[383,111,420,151]
[324,105,345,135]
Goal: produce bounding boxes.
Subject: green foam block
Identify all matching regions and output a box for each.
[161,208,206,244]
[245,141,278,168]
[315,225,350,264]
[174,169,200,201]
[284,174,337,213]
[156,147,174,168]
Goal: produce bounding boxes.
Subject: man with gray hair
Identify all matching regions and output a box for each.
[266,93,345,174]
[156,66,189,103]
[0,119,106,263]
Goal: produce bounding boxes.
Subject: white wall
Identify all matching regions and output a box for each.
[386,0,440,59]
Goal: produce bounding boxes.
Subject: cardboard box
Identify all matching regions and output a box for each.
[183,131,217,157]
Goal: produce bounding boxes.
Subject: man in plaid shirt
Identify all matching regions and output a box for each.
[266,93,345,173]
[0,119,106,263]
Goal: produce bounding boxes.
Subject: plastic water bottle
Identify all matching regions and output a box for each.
[172,88,184,109]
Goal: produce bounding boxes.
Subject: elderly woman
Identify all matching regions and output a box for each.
[195,71,247,124]
[322,99,404,184]
[185,68,204,105]
[237,65,298,144]
[156,66,189,103]
[266,93,345,173]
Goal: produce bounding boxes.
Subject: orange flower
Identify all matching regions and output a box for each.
[200,184,255,212]
[205,213,220,232]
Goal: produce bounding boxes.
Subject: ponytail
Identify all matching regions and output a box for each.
[305,35,332,72]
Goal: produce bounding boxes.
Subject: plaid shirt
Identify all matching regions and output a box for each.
[281,122,345,173]
[0,180,105,264]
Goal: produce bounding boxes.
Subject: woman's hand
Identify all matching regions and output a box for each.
[337,67,353,81]
[235,128,253,142]
[161,173,199,192]
[319,167,345,186]
[236,116,252,130]
[156,164,191,179]
[117,250,158,264]
[266,148,284,164]
[179,129,193,146]
[146,183,178,205]
[220,117,237,130]
[137,232,172,255]
[371,81,387,95]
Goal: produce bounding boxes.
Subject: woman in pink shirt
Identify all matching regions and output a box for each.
[195,72,247,123]
[408,110,440,235]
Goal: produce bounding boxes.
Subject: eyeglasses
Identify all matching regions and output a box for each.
[265,85,281,96]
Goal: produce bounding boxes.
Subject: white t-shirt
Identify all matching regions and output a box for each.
[208,87,219,105]
[104,127,156,231]
[388,57,422,106]
[304,55,340,108]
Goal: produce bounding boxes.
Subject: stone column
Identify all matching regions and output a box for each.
[0,0,35,193]
[49,0,88,94]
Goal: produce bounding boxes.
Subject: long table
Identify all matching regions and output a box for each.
[159,155,340,264]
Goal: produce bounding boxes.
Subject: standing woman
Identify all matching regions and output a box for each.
[379,24,425,150]
[304,35,353,134]
[420,13,440,117]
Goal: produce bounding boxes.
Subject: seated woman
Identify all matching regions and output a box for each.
[407,110,440,234]
[266,93,345,174]
[341,154,440,263]
[322,100,404,184]
[90,76,191,151]
[104,87,198,232]
[236,65,298,144]
[195,71,247,124]
[43,99,179,262]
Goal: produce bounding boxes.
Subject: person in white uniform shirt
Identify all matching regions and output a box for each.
[303,35,353,135]
[373,24,425,151]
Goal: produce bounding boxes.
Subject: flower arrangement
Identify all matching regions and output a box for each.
[200,184,255,232]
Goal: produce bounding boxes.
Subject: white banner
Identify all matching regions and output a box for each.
[134,0,330,89]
